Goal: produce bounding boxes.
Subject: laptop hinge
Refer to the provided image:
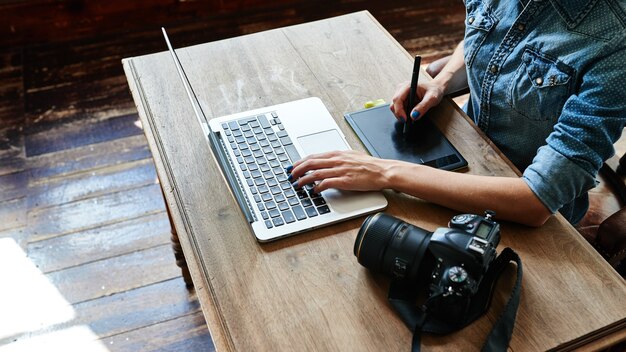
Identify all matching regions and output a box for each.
[208,130,256,223]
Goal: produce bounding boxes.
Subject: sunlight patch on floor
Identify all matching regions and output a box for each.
[0,325,110,352]
[0,238,74,340]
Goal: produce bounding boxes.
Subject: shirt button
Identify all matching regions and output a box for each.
[490,65,498,74]
[468,17,475,24]
[517,23,525,31]
[535,77,543,86]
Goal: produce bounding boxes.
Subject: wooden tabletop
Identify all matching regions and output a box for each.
[122,11,626,351]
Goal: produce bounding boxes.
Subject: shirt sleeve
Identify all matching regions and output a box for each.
[522,34,626,214]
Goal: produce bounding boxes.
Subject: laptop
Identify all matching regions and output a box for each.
[162,28,387,242]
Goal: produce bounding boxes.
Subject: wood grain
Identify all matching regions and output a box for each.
[0,170,28,202]
[27,211,170,273]
[0,49,24,126]
[101,312,214,352]
[27,183,165,242]
[24,113,143,157]
[124,11,626,352]
[0,49,25,178]
[71,278,201,339]
[0,146,25,177]
[0,197,26,232]
[26,134,152,181]
[27,158,157,209]
[45,244,181,304]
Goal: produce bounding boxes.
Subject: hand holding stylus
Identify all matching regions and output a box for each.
[390,57,447,125]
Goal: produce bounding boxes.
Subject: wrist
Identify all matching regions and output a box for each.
[381,160,415,191]
[432,71,454,95]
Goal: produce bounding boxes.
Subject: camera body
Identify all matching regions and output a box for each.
[429,212,500,299]
[354,211,500,321]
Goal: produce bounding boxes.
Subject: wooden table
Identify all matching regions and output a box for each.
[122,11,626,351]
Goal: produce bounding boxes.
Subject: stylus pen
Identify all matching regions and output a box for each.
[404,55,421,135]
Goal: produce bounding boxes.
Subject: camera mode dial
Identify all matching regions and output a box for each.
[447,266,468,284]
[441,265,475,296]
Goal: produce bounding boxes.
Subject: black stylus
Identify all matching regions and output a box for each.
[404,55,421,135]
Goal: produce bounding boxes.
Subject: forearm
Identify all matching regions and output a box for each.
[384,161,552,227]
[433,41,468,95]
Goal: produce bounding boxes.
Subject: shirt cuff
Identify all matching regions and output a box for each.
[522,145,597,214]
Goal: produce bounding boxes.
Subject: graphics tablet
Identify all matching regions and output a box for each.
[344,104,467,171]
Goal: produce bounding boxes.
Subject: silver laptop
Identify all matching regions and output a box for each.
[162,28,387,242]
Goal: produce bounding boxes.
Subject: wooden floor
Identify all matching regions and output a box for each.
[0,1,467,350]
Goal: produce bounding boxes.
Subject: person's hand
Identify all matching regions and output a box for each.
[390,80,446,122]
[288,150,395,193]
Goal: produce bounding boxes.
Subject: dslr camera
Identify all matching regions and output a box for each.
[354,211,500,322]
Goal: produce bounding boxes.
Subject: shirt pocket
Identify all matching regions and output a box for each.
[507,48,574,121]
[463,0,497,68]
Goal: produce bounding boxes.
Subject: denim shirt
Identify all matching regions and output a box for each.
[463,0,626,224]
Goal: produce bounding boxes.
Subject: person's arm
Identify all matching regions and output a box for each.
[386,160,551,227]
[390,40,468,121]
[430,40,468,95]
[289,151,551,227]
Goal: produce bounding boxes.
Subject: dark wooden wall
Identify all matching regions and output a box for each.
[0,0,467,350]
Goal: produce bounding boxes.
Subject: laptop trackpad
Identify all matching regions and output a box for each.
[297,129,349,156]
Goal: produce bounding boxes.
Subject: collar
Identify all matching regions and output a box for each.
[549,0,599,27]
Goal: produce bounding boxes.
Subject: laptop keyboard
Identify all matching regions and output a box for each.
[221,112,331,229]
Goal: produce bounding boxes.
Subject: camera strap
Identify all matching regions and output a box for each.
[388,247,523,352]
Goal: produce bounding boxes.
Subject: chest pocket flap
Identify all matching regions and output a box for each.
[508,48,574,121]
[523,49,572,88]
[466,6,495,31]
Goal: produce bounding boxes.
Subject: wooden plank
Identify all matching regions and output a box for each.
[27,183,165,242]
[0,149,25,176]
[0,49,24,126]
[0,196,26,232]
[24,113,144,157]
[26,134,151,181]
[0,126,23,154]
[23,32,168,90]
[0,49,26,177]
[73,277,201,339]
[0,169,27,202]
[0,277,202,346]
[28,211,171,273]
[45,244,181,304]
[24,75,136,129]
[27,158,157,210]
[101,312,214,352]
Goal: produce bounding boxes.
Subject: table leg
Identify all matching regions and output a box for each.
[161,187,194,288]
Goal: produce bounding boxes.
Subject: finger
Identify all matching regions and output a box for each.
[410,91,441,121]
[391,85,410,121]
[293,168,346,189]
[289,157,340,180]
[290,150,342,170]
[314,177,349,193]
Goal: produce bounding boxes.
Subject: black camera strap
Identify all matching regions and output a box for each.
[388,247,523,352]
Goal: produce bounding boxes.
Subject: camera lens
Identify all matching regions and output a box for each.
[354,213,432,282]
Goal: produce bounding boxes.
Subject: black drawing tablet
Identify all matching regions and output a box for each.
[344,104,467,171]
